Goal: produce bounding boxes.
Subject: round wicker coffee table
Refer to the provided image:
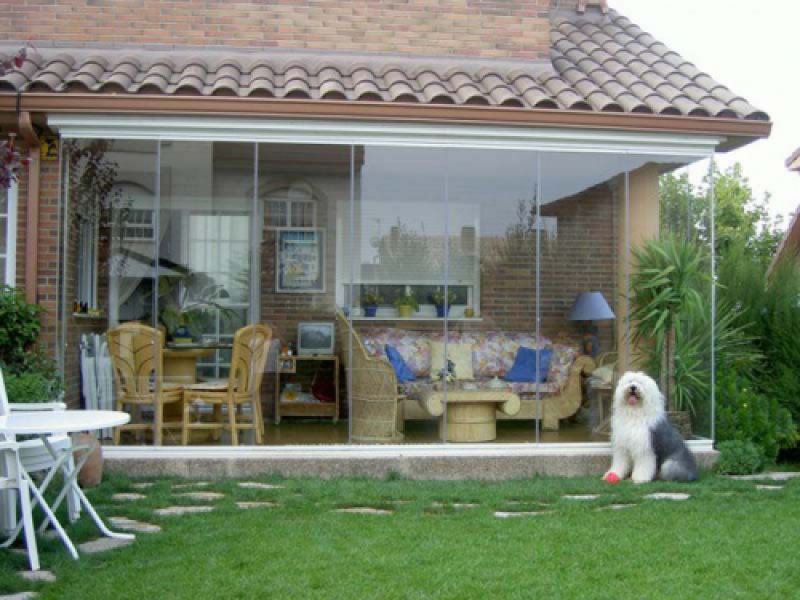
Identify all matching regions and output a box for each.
[420,389,520,442]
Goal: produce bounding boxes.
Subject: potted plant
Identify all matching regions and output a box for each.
[362,292,382,317]
[394,292,419,318]
[430,287,456,318]
[157,272,233,342]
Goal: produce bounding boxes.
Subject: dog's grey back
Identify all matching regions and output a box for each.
[650,418,698,481]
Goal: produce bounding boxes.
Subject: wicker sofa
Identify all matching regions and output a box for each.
[337,310,595,440]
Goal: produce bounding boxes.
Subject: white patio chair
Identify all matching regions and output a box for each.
[0,437,39,571]
[0,369,80,540]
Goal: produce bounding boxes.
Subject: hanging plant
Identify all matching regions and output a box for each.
[0,47,35,189]
[0,134,28,189]
[64,139,132,277]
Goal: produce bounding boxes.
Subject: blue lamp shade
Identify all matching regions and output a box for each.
[569,292,616,321]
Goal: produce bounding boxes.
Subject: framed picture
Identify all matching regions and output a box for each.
[297,321,335,356]
[276,228,325,293]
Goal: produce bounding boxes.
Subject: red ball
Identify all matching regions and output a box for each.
[603,472,620,484]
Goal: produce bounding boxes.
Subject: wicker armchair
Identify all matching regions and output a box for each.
[336,310,404,443]
[181,324,271,446]
[107,323,184,446]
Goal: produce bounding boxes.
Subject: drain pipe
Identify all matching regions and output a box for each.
[18,111,40,304]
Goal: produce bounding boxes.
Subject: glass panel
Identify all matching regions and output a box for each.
[159,141,253,376]
[535,151,628,443]
[621,152,712,444]
[443,149,539,443]
[343,146,447,444]
[0,215,6,248]
[260,143,349,445]
[55,140,159,441]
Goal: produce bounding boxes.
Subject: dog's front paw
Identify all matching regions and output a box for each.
[631,474,653,484]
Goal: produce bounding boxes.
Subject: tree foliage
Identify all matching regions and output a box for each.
[660,162,783,266]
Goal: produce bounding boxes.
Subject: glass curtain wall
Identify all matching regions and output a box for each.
[58,138,716,447]
[343,147,447,444]
[443,150,541,443]
[259,143,350,445]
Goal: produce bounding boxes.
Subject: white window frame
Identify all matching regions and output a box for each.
[264,185,318,230]
[121,208,156,241]
[1,182,17,286]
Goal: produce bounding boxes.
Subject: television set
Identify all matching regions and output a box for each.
[297,321,335,356]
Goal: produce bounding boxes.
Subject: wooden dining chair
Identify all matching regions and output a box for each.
[107,322,183,445]
[181,324,272,446]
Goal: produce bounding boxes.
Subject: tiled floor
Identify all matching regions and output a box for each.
[119,418,609,446]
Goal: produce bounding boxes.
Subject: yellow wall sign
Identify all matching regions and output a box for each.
[40,135,58,161]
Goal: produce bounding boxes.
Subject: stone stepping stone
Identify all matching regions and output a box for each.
[237,482,284,490]
[154,506,215,517]
[0,592,39,599]
[19,570,56,583]
[562,494,600,501]
[494,510,551,519]
[109,516,162,533]
[174,491,225,501]
[755,484,783,491]
[78,537,134,554]
[236,501,278,510]
[334,507,393,515]
[766,472,800,481]
[644,493,690,501]
[172,482,210,490]
[112,493,146,502]
[131,482,154,490]
[728,472,800,481]
[597,504,637,511]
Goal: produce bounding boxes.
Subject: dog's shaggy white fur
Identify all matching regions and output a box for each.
[604,372,698,483]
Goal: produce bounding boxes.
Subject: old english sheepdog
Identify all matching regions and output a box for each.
[603,372,698,484]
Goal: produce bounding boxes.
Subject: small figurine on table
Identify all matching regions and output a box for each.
[432,359,456,383]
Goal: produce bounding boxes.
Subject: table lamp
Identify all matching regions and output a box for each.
[569,291,615,357]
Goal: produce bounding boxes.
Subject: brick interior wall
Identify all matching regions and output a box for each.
[4,0,555,60]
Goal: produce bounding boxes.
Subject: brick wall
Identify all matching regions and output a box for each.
[4,0,555,60]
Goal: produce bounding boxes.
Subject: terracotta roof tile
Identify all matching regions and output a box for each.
[0,8,768,122]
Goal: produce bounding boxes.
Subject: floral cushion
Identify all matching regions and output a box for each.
[360,328,432,376]
[360,327,555,380]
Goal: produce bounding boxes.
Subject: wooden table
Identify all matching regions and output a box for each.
[163,344,233,384]
[274,355,339,424]
[419,388,520,442]
[162,343,232,422]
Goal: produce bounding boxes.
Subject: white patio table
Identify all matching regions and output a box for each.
[0,410,133,561]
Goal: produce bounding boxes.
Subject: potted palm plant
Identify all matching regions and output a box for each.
[394,291,419,318]
[158,273,233,342]
[430,287,457,318]
[630,235,707,434]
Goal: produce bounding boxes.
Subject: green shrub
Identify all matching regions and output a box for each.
[0,285,41,371]
[718,246,800,431]
[4,371,63,403]
[715,370,797,463]
[714,441,764,475]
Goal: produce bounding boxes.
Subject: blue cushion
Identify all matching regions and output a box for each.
[385,345,416,383]
[504,347,553,383]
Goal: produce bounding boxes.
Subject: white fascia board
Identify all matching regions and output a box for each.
[48,114,720,158]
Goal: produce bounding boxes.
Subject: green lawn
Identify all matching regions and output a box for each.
[1,472,799,599]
